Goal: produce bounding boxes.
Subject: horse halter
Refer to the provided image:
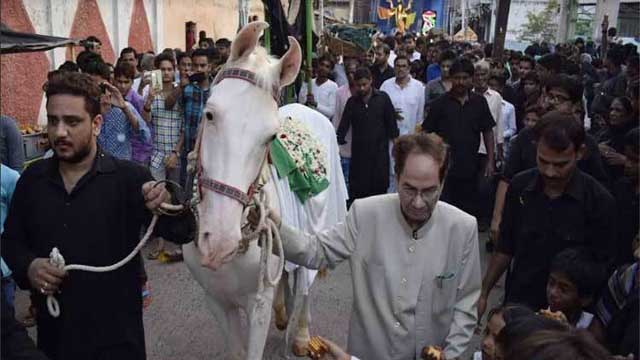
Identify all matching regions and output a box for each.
[194,67,279,207]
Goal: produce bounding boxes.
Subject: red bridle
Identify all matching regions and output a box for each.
[195,67,278,207]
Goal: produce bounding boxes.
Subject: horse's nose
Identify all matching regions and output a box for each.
[203,232,211,241]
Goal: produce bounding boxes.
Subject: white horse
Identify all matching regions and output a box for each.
[182,22,347,359]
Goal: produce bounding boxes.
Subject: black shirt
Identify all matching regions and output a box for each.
[422,91,496,179]
[370,64,395,89]
[596,124,638,182]
[1,151,195,360]
[503,127,610,186]
[497,168,616,310]
[611,177,639,265]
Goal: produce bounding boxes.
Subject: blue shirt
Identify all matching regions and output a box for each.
[425,63,441,83]
[1,164,19,277]
[98,102,150,161]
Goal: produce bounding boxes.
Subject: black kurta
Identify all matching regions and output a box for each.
[337,89,399,200]
[2,150,195,360]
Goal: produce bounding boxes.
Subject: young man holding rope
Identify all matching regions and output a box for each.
[1,71,195,360]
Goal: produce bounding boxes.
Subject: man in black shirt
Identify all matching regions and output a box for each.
[337,67,399,200]
[479,112,615,317]
[422,58,496,216]
[1,72,194,360]
[370,44,395,89]
[490,74,609,243]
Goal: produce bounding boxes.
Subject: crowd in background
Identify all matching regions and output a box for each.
[0,23,639,360]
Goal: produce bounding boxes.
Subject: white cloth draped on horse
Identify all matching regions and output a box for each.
[271,104,348,294]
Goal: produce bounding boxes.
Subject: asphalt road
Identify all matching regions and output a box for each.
[15,232,504,360]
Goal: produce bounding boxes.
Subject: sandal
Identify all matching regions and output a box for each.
[158,250,183,263]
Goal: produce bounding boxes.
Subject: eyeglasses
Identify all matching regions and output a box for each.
[401,186,440,203]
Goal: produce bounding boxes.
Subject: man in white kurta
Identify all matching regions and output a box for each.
[272,133,481,360]
[381,56,425,192]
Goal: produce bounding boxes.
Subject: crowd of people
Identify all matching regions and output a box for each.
[0,23,638,360]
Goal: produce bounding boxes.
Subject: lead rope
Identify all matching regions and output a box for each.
[240,171,285,293]
[46,182,186,318]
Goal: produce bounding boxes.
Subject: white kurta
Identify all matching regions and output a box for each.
[478,88,504,154]
[298,78,339,119]
[273,104,348,293]
[280,194,481,359]
[380,77,425,136]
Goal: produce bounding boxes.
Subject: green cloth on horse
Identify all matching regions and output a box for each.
[270,138,329,203]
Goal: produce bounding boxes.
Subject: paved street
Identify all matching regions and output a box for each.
[16,232,503,360]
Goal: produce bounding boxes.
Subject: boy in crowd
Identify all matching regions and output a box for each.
[546,248,606,329]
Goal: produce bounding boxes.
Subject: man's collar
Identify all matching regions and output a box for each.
[46,147,116,180]
[525,170,584,201]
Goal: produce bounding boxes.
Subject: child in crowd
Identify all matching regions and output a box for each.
[475,304,534,360]
[546,247,607,329]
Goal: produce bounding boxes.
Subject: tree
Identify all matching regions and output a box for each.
[518,0,559,43]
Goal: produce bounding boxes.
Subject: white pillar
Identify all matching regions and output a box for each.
[349,0,355,23]
[489,0,497,43]
[319,0,324,34]
[592,0,620,43]
[239,0,250,28]
[461,0,467,40]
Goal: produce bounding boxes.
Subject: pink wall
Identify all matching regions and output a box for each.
[128,0,154,54]
[66,0,116,64]
[1,0,156,126]
[1,0,50,126]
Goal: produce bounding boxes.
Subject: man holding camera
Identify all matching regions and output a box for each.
[163,49,212,187]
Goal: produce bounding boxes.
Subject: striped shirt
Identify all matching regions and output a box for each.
[596,262,639,327]
[98,102,150,161]
[150,92,183,169]
[181,82,211,155]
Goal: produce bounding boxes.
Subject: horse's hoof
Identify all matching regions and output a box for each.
[274,308,288,330]
[275,318,288,331]
[292,341,309,357]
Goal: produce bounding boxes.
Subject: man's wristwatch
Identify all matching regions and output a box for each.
[171,150,180,156]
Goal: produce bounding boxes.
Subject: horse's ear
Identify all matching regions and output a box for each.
[278,37,302,87]
[229,21,269,62]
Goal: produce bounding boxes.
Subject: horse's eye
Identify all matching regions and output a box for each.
[205,111,213,121]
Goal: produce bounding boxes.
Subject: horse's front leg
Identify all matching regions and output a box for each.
[273,270,289,330]
[245,284,276,360]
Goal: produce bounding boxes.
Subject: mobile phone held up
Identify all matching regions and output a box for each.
[188,72,206,83]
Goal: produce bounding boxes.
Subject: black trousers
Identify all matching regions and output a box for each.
[441,176,478,216]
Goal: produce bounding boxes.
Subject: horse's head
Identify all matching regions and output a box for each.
[196,22,301,270]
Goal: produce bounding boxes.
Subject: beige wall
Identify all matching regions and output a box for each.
[163,0,265,50]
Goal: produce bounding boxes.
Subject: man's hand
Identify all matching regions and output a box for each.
[484,162,495,178]
[102,82,127,109]
[306,93,318,107]
[28,258,66,295]
[489,216,501,245]
[140,73,152,90]
[477,293,489,322]
[164,153,179,169]
[599,144,627,166]
[180,71,192,88]
[319,337,351,360]
[247,205,282,229]
[142,181,170,212]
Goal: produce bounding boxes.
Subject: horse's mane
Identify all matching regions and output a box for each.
[213,46,281,96]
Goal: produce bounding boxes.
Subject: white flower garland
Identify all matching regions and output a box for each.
[277,117,328,181]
